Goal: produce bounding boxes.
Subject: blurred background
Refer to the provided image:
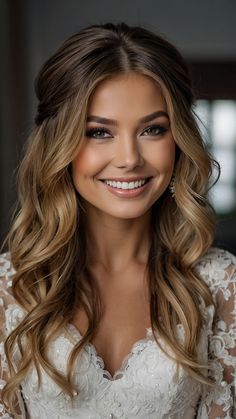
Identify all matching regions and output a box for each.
[1,0,236,253]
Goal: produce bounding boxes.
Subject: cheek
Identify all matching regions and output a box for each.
[72,147,104,177]
[147,139,176,172]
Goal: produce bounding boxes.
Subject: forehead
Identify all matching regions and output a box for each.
[87,72,167,117]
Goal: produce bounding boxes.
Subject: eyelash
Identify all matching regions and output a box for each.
[85,124,168,139]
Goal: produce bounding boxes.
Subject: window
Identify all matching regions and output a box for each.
[195,100,236,214]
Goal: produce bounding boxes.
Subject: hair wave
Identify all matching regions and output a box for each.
[2,22,220,415]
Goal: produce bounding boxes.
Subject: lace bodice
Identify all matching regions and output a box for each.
[0,247,235,418]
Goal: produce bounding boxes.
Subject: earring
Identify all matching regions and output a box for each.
[169,175,175,197]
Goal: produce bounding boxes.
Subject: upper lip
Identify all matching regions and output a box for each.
[99,176,153,182]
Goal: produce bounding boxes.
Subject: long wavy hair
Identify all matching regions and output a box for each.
[2,22,220,415]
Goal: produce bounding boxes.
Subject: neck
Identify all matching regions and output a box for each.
[83,208,152,274]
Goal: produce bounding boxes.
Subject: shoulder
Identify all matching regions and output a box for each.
[194,246,236,301]
[0,252,16,302]
[0,254,27,418]
[195,249,236,416]
[195,246,236,267]
[0,252,25,336]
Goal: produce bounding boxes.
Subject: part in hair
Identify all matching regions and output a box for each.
[2,22,220,415]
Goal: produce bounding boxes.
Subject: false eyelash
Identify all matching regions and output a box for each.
[143,125,168,135]
[85,127,110,137]
[85,124,168,139]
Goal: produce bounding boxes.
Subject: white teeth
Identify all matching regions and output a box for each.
[104,179,147,189]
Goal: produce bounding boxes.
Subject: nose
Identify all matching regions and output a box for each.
[114,134,144,169]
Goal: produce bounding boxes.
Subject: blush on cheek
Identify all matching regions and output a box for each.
[161,140,175,169]
[148,142,175,173]
[72,148,103,177]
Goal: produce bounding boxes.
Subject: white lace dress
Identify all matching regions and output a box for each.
[0,247,235,418]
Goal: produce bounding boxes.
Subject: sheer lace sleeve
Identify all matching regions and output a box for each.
[0,253,26,418]
[196,248,236,419]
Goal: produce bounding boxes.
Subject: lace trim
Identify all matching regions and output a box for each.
[65,324,155,381]
[1,248,235,418]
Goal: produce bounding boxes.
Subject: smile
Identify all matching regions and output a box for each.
[103,178,150,190]
[99,177,153,198]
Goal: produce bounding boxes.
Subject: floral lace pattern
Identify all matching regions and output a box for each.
[0,247,235,418]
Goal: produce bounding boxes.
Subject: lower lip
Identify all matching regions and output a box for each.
[100,178,153,198]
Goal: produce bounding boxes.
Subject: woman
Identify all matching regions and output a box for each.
[0,22,235,418]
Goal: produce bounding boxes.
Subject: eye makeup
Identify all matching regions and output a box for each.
[85,124,168,139]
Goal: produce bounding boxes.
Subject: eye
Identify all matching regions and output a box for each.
[85,127,112,139]
[85,124,168,140]
[142,124,168,137]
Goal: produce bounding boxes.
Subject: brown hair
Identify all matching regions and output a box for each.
[2,22,219,414]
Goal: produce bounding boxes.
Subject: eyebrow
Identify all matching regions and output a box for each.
[86,110,169,126]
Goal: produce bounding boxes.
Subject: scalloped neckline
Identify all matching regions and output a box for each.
[65,323,155,381]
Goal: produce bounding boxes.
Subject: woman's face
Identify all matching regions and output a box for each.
[72,72,176,219]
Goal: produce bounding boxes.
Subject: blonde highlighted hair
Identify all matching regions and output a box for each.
[2,22,220,415]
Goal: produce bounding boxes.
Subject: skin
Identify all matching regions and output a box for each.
[72,72,176,280]
[70,72,176,374]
